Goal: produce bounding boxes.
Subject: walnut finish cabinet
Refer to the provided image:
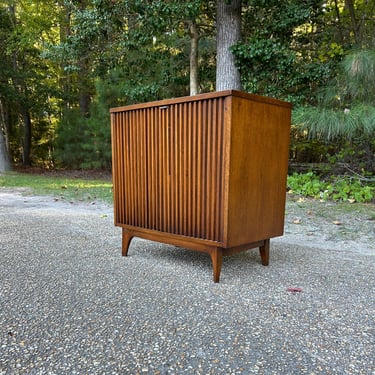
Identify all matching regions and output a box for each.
[110,90,292,282]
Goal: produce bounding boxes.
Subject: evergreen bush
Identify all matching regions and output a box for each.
[293,49,375,173]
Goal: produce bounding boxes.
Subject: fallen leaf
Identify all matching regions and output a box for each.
[287,287,303,293]
[332,220,342,225]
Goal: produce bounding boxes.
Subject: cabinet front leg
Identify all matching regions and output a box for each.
[122,229,134,257]
[210,248,223,283]
[259,239,270,266]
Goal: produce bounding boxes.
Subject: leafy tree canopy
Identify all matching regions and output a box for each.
[0,0,374,171]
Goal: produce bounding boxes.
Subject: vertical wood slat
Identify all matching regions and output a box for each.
[111,96,225,243]
[197,100,204,239]
[182,102,189,236]
[128,111,135,226]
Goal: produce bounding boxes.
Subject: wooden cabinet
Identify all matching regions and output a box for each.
[110,90,292,282]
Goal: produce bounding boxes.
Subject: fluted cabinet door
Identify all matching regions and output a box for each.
[111,96,227,244]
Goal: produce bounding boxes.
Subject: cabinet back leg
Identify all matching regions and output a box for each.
[259,239,270,266]
[210,248,223,283]
[122,229,134,256]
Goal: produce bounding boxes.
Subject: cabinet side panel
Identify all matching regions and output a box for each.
[226,96,291,247]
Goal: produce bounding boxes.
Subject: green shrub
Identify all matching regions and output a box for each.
[287,172,325,198]
[287,172,374,203]
[53,108,88,169]
[54,79,114,170]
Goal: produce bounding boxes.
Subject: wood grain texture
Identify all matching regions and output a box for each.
[111,90,291,282]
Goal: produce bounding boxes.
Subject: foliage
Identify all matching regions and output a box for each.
[79,79,115,169]
[1,0,374,171]
[53,108,88,169]
[294,105,375,140]
[47,0,217,168]
[288,172,325,198]
[232,39,333,105]
[320,0,375,49]
[0,0,61,165]
[232,0,337,106]
[293,49,375,172]
[287,172,374,203]
[342,49,375,102]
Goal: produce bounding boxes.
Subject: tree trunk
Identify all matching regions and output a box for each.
[333,0,344,43]
[11,55,32,165]
[345,0,360,45]
[77,0,91,117]
[21,108,32,166]
[59,4,72,112]
[0,132,11,172]
[216,0,242,91]
[0,100,12,172]
[79,88,91,118]
[189,20,199,96]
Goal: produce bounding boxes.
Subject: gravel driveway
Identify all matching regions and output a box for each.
[0,188,374,374]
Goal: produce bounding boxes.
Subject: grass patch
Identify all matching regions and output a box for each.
[0,171,113,204]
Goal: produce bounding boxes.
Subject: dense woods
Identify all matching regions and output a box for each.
[0,0,374,174]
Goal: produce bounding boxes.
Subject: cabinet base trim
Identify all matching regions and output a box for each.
[120,227,270,283]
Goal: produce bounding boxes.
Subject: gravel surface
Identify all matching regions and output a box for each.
[0,188,374,374]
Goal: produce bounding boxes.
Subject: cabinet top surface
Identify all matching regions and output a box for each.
[110,90,292,113]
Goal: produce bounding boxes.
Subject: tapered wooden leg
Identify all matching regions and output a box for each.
[122,229,134,257]
[259,239,270,266]
[210,248,223,283]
